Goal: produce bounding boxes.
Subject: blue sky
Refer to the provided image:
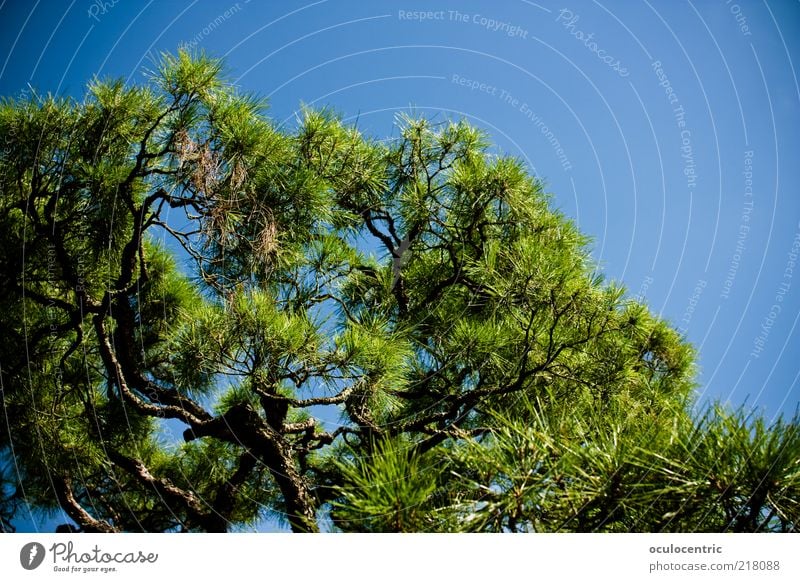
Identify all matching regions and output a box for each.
[1,0,799,531]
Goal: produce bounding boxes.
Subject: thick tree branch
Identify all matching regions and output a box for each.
[108,451,218,531]
[53,477,117,533]
[93,315,208,427]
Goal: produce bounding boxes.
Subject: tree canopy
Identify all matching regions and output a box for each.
[0,50,797,533]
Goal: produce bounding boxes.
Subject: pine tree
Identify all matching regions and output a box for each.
[0,50,797,533]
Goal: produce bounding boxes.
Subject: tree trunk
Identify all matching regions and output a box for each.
[261,441,318,532]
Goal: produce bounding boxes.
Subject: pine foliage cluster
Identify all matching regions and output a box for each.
[0,51,796,532]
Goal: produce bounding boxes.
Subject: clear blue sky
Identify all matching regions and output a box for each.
[2,0,799,532]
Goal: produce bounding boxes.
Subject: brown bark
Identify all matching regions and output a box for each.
[184,404,319,532]
[53,478,117,533]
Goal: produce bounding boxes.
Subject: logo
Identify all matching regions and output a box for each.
[20,542,46,570]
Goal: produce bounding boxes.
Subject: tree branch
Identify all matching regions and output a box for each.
[53,477,116,533]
